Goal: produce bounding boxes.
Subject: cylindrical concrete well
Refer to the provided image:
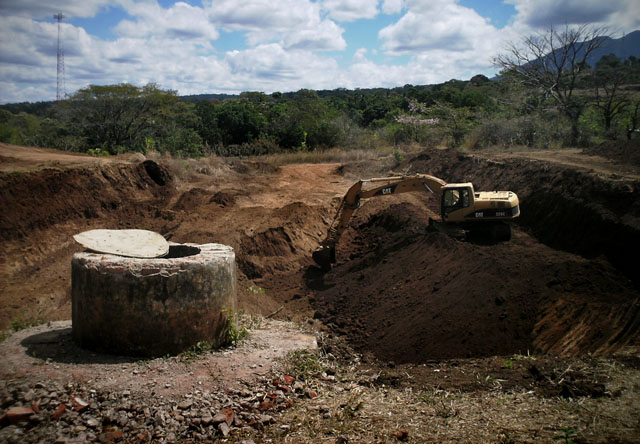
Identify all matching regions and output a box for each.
[72,243,236,357]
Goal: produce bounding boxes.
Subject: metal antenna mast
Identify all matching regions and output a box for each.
[54,12,65,101]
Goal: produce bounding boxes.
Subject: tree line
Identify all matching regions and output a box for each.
[1,26,639,158]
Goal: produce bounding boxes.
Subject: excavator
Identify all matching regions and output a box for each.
[312,174,520,270]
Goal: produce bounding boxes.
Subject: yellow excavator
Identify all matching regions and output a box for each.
[313,174,520,270]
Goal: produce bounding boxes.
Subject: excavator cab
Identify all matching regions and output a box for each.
[441,183,474,222]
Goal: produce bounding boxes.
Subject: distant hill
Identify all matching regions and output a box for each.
[585,30,640,66]
[180,93,238,102]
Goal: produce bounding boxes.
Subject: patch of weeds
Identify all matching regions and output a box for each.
[435,398,458,418]
[87,148,110,157]
[280,349,327,382]
[502,359,514,369]
[10,317,44,332]
[553,427,577,444]
[240,311,264,330]
[512,352,535,361]
[417,388,459,418]
[223,309,250,347]
[0,330,10,342]
[180,341,214,363]
[393,149,405,163]
[248,285,266,294]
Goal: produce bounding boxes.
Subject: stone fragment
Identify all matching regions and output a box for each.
[23,389,35,402]
[2,406,35,425]
[51,403,66,420]
[257,414,274,424]
[98,429,124,443]
[85,417,100,428]
[282,374,295,385]
[218,422,230,437]
[71,396,89,412]
[212,408,234,426]
[393,429,409,441]
[177,400,192,410]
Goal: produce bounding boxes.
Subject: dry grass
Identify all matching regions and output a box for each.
[229,350,640,444]
[145,150,234,183]
[257,146,396,166]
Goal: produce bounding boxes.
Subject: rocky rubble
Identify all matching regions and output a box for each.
[0,369,322,443]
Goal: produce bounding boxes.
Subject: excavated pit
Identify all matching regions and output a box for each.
[71,243,236,357]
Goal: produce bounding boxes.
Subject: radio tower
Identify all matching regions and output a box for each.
[54,12,65,101]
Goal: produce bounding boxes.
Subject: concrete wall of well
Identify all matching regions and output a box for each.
[71,243,236,356]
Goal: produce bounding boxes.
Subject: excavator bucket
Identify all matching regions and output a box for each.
[312,245,336,271]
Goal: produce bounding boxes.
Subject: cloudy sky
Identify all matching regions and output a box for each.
[1,0,639,104]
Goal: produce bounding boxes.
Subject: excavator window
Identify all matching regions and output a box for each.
[443,188,471,215]
[443,189,460,207]
[461,188,470,207]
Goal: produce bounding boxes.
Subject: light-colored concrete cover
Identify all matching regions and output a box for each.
[73,229,169,258]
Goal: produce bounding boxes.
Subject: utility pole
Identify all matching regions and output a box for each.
[54,12,65,101]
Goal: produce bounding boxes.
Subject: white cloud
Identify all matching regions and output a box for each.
[321,0,379,22]
[224,43,341,91]
[114,1,218,41]
[379,1,501,55]
[206,0,318,32]
[205,0,345,51]
[381,0,403,15]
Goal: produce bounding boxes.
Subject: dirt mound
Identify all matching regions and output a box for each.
[172,187,210,211]
[311,199,640,363]
[583,139,640,167]
[209,190,238,207]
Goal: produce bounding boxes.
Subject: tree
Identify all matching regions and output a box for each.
[494,24,609,144]
[592,54,629,136]
[57,83,190,154]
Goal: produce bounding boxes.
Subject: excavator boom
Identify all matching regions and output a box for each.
[313,174,446,270]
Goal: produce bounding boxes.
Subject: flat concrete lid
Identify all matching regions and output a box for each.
[73,229,169,258]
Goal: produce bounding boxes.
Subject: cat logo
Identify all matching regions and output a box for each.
[381,187,393,195]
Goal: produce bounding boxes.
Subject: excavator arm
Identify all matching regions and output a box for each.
[313,174,446,269]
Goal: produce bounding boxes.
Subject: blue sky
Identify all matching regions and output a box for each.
[0,0,638,103]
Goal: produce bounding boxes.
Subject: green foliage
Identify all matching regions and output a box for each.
[10,317,44,332]
[55,82,200,156]
[180,340,214,362]
[553,427,577,444]
[222,309,249,347]
[2,57,637,157]
[87,148,110,157]
[248,285,265,294]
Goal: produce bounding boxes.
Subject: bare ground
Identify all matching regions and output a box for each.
[1,141,640,443]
